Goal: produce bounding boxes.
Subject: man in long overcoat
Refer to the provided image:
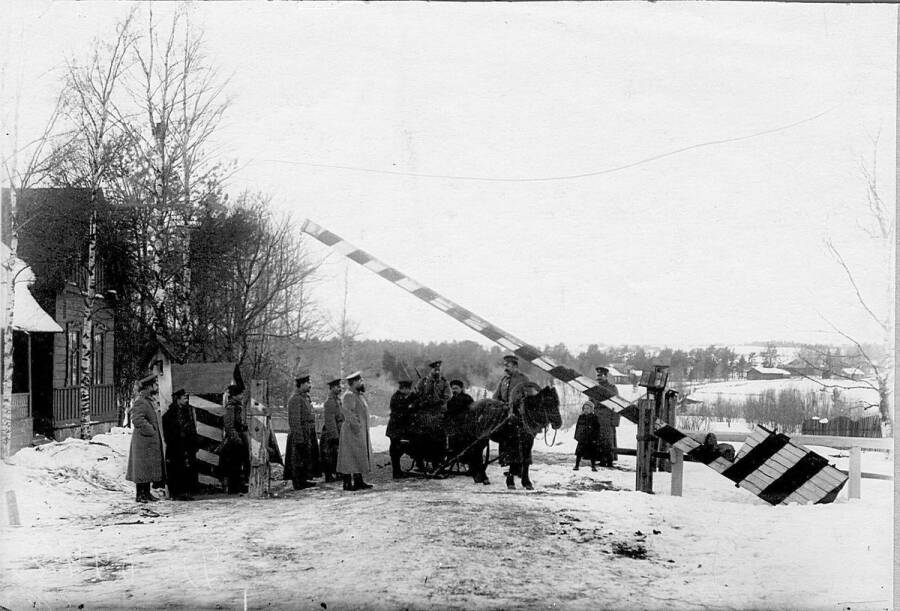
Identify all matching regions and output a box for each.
[319,377,344,483]
[162,388,199,500]
[284,369,321,490]
[126,373,166,503]
[337,371,374,491]
[595,366,620,465]
[387,379,417,479]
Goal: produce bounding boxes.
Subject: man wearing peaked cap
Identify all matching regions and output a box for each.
[338,371,374,490]
[493,355,530,405]
[416,359,450,412]
[284,367,321,490]
[320,377,344,483]
[126,372,165,503]
[387,378,417,479]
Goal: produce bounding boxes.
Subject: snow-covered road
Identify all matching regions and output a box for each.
[0,428,892,610]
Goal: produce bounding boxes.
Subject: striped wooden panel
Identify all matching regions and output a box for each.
[191,397,225,488]
[654,422,847,505]
[301,219,633,416]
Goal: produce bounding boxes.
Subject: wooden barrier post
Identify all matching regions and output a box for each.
[248,380,271,498]
[669,447,683,497]
[848,445,861,499]
[6,490,21,526]
[635,393,656,493]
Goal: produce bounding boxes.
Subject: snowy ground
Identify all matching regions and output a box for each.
[0,426,893,610]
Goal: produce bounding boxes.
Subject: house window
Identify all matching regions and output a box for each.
[92,332,105,385]
[66,324,80,387]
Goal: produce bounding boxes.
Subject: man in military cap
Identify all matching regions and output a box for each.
[595,366,621,466]
[284,368,321,490]
[126,373,166,502]
[493,355,531,406]
[337,371,374,490]
[387,379,417,479]
[415,359,451,412]
[162,388,198,500]
[319,377,344,483]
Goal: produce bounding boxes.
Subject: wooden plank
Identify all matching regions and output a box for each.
[196,421,223,442]
[848,446,861,499]
[669,448,683,497]
[197,474,222,488]
[714,432,892,451]
[197,448,220,467]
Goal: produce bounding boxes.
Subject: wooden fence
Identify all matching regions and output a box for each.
[52,385,117,428]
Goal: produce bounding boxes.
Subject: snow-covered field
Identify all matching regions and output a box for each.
[0,426,893,610]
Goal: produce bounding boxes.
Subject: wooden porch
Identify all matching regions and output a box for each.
[51,384,118,429]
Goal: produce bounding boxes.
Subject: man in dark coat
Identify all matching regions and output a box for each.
[415,359,451,412]
[126,373,166,503]
[493,355,531,404]
[319,377,344,483]
[595,366,620,465]
[221,384,249,494]
[162,388,198,500]
[445,379,474,451]
[284,369,321,490]
[387,379,417,479]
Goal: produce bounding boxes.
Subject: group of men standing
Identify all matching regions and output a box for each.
[283,369,375,492]
[125,355,621,502]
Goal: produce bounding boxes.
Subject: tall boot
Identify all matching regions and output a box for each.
[573,456,581,471]
[135,482,148,503]
[506,472,516,490]
[353,474,373,490]
[342,475,354,491]
[521,464,534,490]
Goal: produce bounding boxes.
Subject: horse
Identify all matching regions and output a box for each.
[439,385,562,489]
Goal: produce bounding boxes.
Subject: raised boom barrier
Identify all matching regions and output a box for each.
[300,219,847,504]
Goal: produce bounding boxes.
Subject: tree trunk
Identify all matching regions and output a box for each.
[1,186,19,459]
[78,206,98,439]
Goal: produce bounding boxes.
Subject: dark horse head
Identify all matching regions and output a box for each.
[522,385,562,432]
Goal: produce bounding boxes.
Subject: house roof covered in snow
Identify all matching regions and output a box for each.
[1,242,63,333]
[749,366,791,376]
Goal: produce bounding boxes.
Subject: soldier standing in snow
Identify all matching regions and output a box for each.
[284,368,322,490]
[337,371,375,491]
[126,373,166,503]
[162,388,199,500]
[319,377,344,483]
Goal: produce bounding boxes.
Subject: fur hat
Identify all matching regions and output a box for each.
[502,355,519,365]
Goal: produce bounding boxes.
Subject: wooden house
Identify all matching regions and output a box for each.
[2,188,118,443]
[746,366,791,381]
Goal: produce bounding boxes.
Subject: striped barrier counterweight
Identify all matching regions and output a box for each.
[655,423,847,505]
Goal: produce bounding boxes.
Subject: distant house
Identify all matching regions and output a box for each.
[746,366,791,381]
[606,366,630,385]
[2,188,118,444]
[783,358,820,377]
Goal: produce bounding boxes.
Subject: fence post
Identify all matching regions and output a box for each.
[848,445,861,500]
[669,447,683,497]
[248,380,270,499]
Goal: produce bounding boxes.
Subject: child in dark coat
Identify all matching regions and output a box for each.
[573,401,601,471]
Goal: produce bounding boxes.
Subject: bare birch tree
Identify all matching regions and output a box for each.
[60,15,135,439]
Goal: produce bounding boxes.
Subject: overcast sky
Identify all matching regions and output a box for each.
[3,2,896,351]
